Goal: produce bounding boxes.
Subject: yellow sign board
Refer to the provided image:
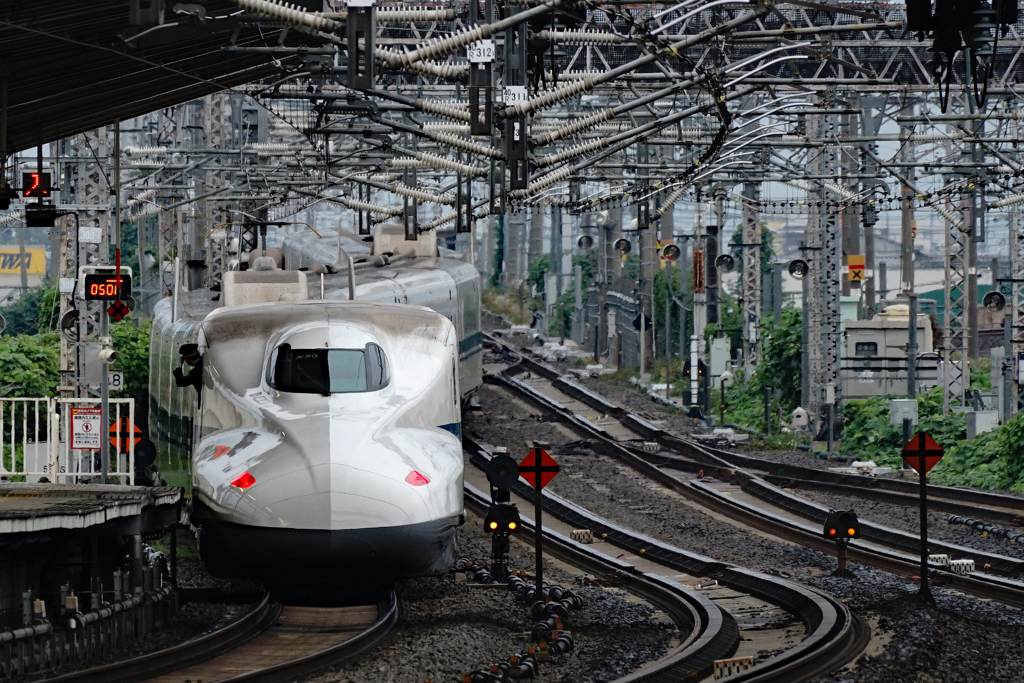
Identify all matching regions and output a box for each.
[848,254,865,282]
[0,248,45,275]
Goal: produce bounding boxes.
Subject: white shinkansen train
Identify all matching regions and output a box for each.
[149,224,481,580]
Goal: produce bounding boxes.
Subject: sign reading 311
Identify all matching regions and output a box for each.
[504,85,528,106]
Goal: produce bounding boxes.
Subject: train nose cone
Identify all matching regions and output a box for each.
[228,403,460,531]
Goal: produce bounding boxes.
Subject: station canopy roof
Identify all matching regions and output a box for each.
[0,0,326,152]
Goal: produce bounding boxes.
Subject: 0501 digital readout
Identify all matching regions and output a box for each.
[83,273,132,300]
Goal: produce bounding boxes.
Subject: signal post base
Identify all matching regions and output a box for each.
[831,540,857,579]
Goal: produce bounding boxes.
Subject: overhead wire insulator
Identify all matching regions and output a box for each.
[822,180,858,201]
[123,189,156,209]
[511,164,577,199]
[247,143,294,155]
[412,150,487,177]
[501,78,594,118]
[537,30,623,45]
[386,157,433,170]
[542,71,603,81]
[229,0,338,31]
[536,29,622,44]
[419,200,490,231]
[0,209,26,227]
[331,196,403,217]
[533,108,614,145]
[402,59,469,80]
[427,131,503,159]
[990,193,1024,209]
[416,99,471,122]
[899,132,966,142]
[423,123,471,135]
[123,146,168,156]
[375,8,457,22]
[383,25,492,67]
[535,138,608,167]
[388,183,454,205]
[656,187,686,217]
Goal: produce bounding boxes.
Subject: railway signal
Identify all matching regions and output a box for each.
[484,504,521,534]
[484,451,522,581]
[902,432,944,604]
[520,447,560,594]
[824,509,860,578]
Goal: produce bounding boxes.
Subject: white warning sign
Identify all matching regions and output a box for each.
[71,407,102,450]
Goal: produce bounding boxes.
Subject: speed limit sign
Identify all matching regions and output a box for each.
[108,370,124,392]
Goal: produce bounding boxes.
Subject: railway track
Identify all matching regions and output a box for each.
[463,439,868,682]
[45,591,398,683]
[481,332,1024,609]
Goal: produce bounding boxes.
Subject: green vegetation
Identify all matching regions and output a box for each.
[930,414,1024,491]
[1,280,60,336]
[548,252,597,337]
[110,320,151,398]
[481,288,534,325]
[0,282,150,400]
[839,385,1024,492]
[0,332,60,397]
[837,384,1024,492]
[708,307,804,435]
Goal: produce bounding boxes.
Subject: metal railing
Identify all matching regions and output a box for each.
[0,397,135,485]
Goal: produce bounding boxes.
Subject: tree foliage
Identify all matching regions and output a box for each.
[549,252,597,337]
[719,307,803,433]
[1,281,60,336]
[0,332,60,397]
[110,321,151,398]
[840,387,967,468]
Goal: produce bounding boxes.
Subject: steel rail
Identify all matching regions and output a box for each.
[462,481,738,683]
[480,333,1024,610]
[218,592,399,683]
[483,333,1024,574]
[45,593,278,683]
[464,440,868,682]
[46,586,398,683]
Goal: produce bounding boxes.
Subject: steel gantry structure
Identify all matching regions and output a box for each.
[7,0,1024,430]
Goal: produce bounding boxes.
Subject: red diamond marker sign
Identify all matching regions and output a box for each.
[107,300,130,322]
[901,432,944,474]
[519,448,560,489]
[109,417,142,454]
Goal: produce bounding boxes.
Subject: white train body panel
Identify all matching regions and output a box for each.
[149,244,480,580]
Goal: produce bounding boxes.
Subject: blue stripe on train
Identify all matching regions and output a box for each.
[438,422,462,439]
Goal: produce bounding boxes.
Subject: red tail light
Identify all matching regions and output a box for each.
[231,472,256,489]
[405,471,429,486]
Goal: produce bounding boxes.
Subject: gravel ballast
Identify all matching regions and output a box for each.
[467,378,1024,683]
[315,504,675,683]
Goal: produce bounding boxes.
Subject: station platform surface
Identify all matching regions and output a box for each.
[0,483,182,535]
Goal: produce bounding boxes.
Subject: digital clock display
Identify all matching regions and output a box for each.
[83,273,132,300]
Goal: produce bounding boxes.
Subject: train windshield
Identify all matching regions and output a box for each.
[270,343,390,394]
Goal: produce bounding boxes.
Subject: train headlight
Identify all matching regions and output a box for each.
[231,472,256,489]
[405,471,430,486]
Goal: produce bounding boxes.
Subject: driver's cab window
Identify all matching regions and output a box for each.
[268,343,390,395]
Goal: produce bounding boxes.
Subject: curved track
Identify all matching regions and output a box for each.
[465,436,868,682]
[46,591,398,683]
[482,332,1024,609]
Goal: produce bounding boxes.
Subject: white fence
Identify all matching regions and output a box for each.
[0,397,135,484]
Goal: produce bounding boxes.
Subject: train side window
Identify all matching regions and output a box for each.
[363,343,390,391]
[854,342,877,357]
